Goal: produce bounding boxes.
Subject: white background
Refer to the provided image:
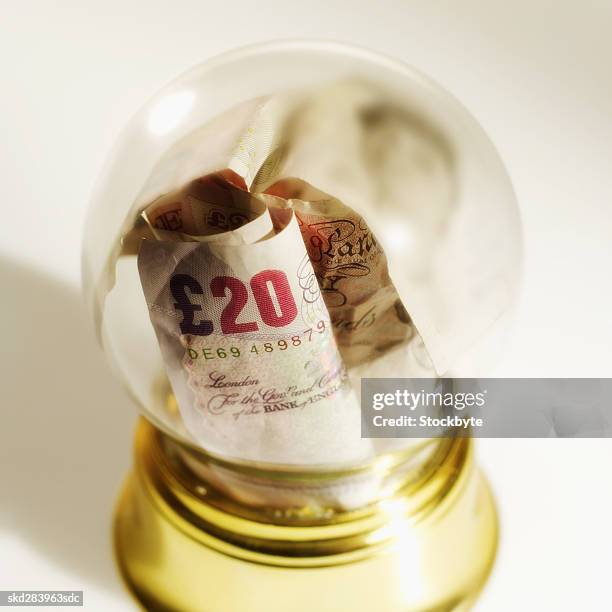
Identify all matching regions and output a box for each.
[1,1,611,610]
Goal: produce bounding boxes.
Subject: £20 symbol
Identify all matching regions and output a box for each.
[170,270,298,336]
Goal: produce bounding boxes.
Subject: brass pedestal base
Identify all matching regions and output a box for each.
[114,420,498,611]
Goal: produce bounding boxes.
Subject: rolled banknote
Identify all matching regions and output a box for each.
[261,179,414,367]
[138,189,372,466]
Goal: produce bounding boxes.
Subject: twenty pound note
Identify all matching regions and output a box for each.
[138,191,371,466]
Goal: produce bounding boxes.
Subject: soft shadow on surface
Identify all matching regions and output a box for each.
[0,257,135,592]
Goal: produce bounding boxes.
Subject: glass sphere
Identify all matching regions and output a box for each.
[83,41,521,468]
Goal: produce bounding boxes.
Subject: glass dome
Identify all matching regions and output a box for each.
[82,41,521,480]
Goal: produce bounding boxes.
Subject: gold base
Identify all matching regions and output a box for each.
[114,420,498,611]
